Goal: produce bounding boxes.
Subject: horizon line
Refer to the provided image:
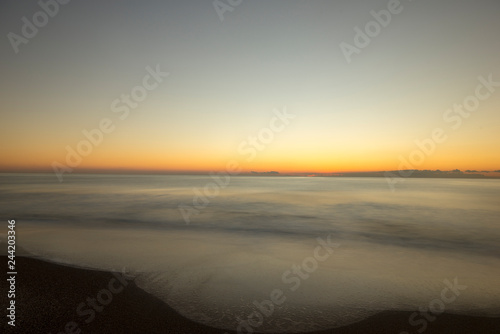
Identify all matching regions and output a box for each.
[1,169,500,179]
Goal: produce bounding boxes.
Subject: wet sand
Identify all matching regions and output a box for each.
[1,256,499,334]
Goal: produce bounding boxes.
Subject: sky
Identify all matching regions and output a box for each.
[1,0,499,175]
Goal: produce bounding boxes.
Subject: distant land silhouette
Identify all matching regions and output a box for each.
[242,169,500,178]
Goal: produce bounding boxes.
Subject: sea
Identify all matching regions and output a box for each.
[1,173,499,332]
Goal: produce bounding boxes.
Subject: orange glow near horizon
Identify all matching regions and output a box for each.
[1,144,499,175]
[3,102,499,175]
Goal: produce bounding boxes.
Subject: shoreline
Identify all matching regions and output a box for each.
[1,256,499,334]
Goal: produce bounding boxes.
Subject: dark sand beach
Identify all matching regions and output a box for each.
[1,256,499,334]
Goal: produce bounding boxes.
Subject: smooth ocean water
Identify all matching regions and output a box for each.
[1,173,499,332]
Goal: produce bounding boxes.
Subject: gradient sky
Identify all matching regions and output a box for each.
[1,0,499,174]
